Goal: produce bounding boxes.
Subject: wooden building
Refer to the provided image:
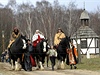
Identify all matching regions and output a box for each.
[71,9,99,55]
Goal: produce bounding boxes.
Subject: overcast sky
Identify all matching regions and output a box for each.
[0,0,100,12]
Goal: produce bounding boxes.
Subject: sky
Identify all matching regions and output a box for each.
[0,0,100,12]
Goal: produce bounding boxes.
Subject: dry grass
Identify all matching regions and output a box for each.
[76,57,100,71]
[45,56,100,71]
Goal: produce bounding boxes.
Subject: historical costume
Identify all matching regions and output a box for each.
[66,43,78,69]
[54,28,65,47]
[22,39,35,71]
[32,30,45,47]
[7,27,20,48]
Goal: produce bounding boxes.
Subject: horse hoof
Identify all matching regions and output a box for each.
[40,68,44,70]
[15,69,21,71]
[11,68,14,71]
[11,67,15,70]
[36,68,39,70]
[61,64,65,69]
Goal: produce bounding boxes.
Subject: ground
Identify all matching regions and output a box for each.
[0,62,100,75]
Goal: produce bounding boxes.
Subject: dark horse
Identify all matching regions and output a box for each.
[56,36,71,69]
[32,39,48,70]
[9,35,27,71]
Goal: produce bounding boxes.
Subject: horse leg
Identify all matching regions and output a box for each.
[39,61,44,70]
[56,54,61,69]
[60,56,66,69]
[11,59,15,70]
[61,60,65,69]
[15,58,22,71]
[42,55,46,67]
[36,57,39,69]
[35,56,40,70]
[47,55,49,67]
[57,54,65,69]
[38,56,44,70]
[57,59,60,69]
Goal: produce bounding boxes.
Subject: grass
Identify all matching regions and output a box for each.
[45,56,100,71]
[76,57,100,71]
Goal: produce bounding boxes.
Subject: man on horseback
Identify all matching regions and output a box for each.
[7,27,21,49]
[54,28,69,69]
[7,27,27,71]
[54,28,65,48]
[32,30,45,47]
[32,30,48,70]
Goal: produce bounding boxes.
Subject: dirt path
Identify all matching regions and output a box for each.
[0,62,100,75]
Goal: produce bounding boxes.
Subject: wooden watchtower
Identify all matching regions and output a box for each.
[71,9,99,57]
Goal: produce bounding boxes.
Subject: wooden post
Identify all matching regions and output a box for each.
[77,44,81,63]
[99,38,100,57]
[2,30,5,52]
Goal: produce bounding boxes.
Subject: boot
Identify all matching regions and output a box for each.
[52,65,54,71]
[70,65,72,69]
[74,65,77,69]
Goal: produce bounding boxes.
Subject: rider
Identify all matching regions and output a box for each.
[7,27,21,49]
[32,30,45,47]
[54,28,66,48]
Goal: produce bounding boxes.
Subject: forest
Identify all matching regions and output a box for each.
[0,0,100,53]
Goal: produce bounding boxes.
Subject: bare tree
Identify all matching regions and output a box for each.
[0,8,13,50]
[17,3,34,39]
[5,0,17,29]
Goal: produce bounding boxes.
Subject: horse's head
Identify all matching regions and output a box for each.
[65,36,71,48]
[42,39,48,52]
[59,36,71,48]
[21,35,27,49]
[11,35,27,50]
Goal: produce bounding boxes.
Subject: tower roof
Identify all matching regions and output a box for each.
[71,9,99,39]
[80,9,90,20]
[71,26,99,39]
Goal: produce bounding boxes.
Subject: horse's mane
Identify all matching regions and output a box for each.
[10,35,25,51]
[15,35,22,45]
[36,39,48,53]
[38,40,43,47]
[59,36,71,48]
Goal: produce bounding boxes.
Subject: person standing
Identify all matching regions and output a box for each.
[66,42,78,69]
[22,39,33,71]
[54,28,65,48]
[47,46,57,70]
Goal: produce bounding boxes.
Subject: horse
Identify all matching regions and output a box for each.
[8,35,27,71]
[32,39,48,70]
[56,36,71,69]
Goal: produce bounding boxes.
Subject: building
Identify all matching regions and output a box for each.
[71,9,99,56]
